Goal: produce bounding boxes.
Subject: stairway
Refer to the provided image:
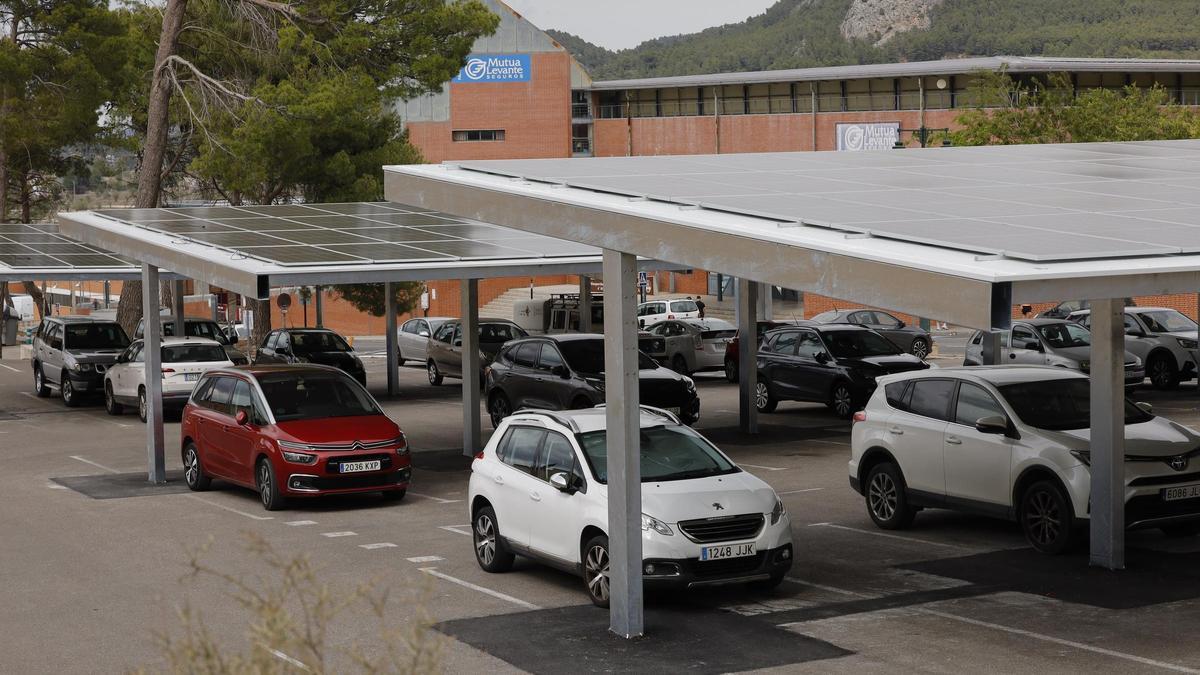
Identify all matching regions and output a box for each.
[480,284,580,321]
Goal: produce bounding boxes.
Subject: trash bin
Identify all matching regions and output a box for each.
[3,317,17,346]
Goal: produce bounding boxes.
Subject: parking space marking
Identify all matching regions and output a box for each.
[359,542,397,550]
[439,525,472,536]
[321,531,357,538]
[185,495,274,521]
[285,520,318,527]
[0,363,20,373]
[407,555,444,563]
[419,567,542,611]
[409,492,462,504]
[809,438,849,446]
[808,522,980,551]
[739,463,788,472]
[69,455,120,474]
[778,488,824,495]
[784,577,1200,673]
[45,483,68,490]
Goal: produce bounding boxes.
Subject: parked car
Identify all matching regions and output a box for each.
[31,317,131,407]
[253,328,366,385]
[756,324,928,418]
[469,407,793,606]
[963,319,1144,388]
[723,320,806,383]
[1039,298,1135,319]
[135,315,248,365]
[637,297,700,328]
[644,318,736,375]
[484,334,700,428]
[426,318,527,386]
[850,366,1200,553]
[1068,307,1200,389]
[811,309,933,360]
[181,364,410,510]
[104,337,233,422]
[397,317,450,365]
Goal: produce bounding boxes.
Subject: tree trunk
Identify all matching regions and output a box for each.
[248,297,271,358]
[22,282,45,320]
[0,150,8,224]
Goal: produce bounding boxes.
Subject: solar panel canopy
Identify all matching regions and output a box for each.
[451,140,1200,263]
[0,223,134,270]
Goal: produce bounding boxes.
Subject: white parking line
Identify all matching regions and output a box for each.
[409,492,462,504]
[321,531,357,538]
[420,567,542,610]
[810,438,850,447]
[407,555,444,563]
[439,525,472,536]
[778,488,825,495]
[69,455,120,474]
[360,542,397,550]
[0,363,21,373]
[740,463,788,472]
[285,520,317,527]
[186,495,275,521]
[45,483,68,490]
[807,522,979,551]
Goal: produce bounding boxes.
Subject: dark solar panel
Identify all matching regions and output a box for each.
[238,246,365,264]
[139,220,241,234]
[2,254,69,268]
[265,229,376,245]
[320,243,455,261]
[333,226,461,243]
[304,203,407,215]
[185,231,296,247]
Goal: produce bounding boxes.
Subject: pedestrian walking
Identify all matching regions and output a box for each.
[695,296,706,319]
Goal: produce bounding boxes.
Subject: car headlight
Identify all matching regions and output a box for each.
[73,362,92,372]
[586,377,605,393]
[393,432,409,456]
[1079,360,1090,372]
[770,497,786,525]
[1178,338,1198,350]
[281,450,317,465]
[641,513,674,536]
[683,376,696,393]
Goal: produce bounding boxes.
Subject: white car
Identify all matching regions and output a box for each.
[469,407,793,606]
[850,366,1200,553]
[645,318,736,374]
[637,297,700,328]
[104,337,233,422]
[1068,306,1200,389]
[397,316,450,365]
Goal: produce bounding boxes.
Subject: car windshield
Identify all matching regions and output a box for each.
[162,320,221,341]
[557,340,657,374]
[1037,323,1090,348]
[823,329,899,358]
[163,344,228,363]
[64,323,129,350]
[998,379,1153,431]
[578,425,738,484]
[670,300,698,313]
[257,372,380,422]
[1139,310,1196,334]
[291,331,351,353]
[810,311,838,322]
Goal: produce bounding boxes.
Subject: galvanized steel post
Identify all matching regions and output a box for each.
[738,279,758,434]
[462,279,481,457]
[1089,297,1125,570]
[385,282,397,397]
[142,264,166,483]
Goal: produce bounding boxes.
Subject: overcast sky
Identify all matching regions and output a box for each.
[502,0,780,51]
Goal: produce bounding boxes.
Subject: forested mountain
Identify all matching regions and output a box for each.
[550,0,1200,81]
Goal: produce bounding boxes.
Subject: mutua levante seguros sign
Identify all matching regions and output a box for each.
[453,54,532,83]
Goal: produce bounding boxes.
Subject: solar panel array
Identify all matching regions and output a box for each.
[453,140,1200,262]
[0,223,134,269]
[92,202,596,267]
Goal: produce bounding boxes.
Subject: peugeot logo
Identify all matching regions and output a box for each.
[1169,455,1189,472]
[712,502,724,511]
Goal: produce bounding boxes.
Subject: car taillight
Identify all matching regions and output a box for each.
[161,367,175,378]
[852,411,867,423]
[668,314,675,320]
[473,449,485,460]
[694,335,703,351]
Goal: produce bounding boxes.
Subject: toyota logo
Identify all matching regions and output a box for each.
[463,58,488,80]
[1169,455,1189,472]
[712,502,724,511]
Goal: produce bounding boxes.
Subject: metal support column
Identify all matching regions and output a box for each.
[579,275,593,332]
[141,264,165,484]
[314,285,324,328]
[603,249,642,638]
[208,284,219,321]
[385,282,398,397]
[461,279,481,457]
[738,278,758,434]
[103,281,110,309]
[172,280,185,337]
[1089,297,1125,570]
[983,331,1003,365]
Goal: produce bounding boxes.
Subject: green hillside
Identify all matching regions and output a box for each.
[551,0,1200,81]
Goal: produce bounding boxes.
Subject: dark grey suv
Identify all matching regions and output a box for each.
[483,334,700,428]
[31,317,131,407]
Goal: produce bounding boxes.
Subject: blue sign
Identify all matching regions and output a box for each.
[637,271,649,288]
[453,54,532,83]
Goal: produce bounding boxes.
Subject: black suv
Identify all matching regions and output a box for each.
[756,324,927,418]
[31,317,131,407]
[254,328,366,385]
[484,334,700,428]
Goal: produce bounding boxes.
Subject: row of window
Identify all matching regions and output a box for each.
[885,378,1004,428]
[452,129,505,142]
[495,425,586,487]
[192,375,268,425]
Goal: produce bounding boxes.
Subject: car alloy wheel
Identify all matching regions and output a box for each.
[61,376,77,407]
[34,367,48,397]
[427,360,443,386]
[184,447,200,487]
[868,471,898,522]
[138,389,147,422]
[1023,488,1061,549]
[475,514,497,567]
[831,384,853,418]
[911,338,930,360]
[1148,356,1178,389]
[489,394,510,428]
[754,381,773,412]
[258,462,273,507]
[584,541,610,606]
[724,358,737,383]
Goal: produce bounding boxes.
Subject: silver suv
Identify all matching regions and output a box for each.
[31,317,131,407]
[964,318,1144,388]
[1068,307,1199,389]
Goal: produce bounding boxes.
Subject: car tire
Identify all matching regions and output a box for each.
[472,506,515,573]
[488,392,511,429]
[582,534,611,608]
[1160,522,1200,538]
[724,358,738,383]
[671,354,690,375]
[427,360,443,386]
[104,382,124,415]
[1019,480,1077,554]
[61,372,80,408]
[1147,353,1180,390]
[137,387,148,423]
[755,379,777,413]
[911,337,930,360]
[256,458,286,511]
[827,381,856,419]
[33,364,50,397]
[380,489,406,502]
[865,462,916,530]
[183,442,212,491]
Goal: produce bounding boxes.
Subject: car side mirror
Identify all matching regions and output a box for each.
[1125,328,1143,337]
[418,330,429,337]
[235,410,249,426]
[896,321,906,329]
[549,472,574,494]
[1136,402,1153,415]
[814,352,830,364]
[227,333,239,345]
[975,415,1008,435]
[552,364,571,379]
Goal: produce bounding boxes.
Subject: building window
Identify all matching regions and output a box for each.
[452,129,505,142]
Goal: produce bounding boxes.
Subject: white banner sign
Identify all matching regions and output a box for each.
[836,122,900,152]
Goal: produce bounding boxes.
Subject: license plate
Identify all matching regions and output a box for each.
[700,542,755,561]
[1163,483,1200,501]
[340,460,381,473]
[185,373,200,382]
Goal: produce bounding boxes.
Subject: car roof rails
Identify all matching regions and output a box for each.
[510,407,581,433]
[590,404,682,426]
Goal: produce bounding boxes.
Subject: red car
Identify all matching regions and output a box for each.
[181,364,410,510]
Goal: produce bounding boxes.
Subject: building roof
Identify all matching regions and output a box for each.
[588,55,1200,91]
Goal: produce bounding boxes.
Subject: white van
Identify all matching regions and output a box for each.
[8,295,36,321]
